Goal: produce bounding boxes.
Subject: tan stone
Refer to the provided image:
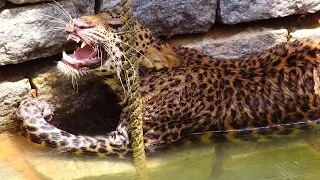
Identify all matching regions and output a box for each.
[0,78,30,132]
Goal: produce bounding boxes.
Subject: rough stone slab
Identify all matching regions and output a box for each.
[219,0,320,24]
[0,0,5,8]
[7,0,51,4]
[0,78,31,132]
[170,28,288,60]
[99,0,218,36]
[290,27,320,40]
[0,0,94,66]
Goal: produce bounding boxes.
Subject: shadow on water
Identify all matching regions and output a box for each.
[205,127,320,180]
[138,124,320,180]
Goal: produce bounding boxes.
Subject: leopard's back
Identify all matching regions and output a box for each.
[138,40,320,146]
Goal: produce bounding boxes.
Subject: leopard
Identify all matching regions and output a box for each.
[15,10,320,158]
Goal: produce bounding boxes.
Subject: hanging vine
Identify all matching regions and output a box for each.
[120,0,148,179]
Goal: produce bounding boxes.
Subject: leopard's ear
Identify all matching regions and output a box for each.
[100,9,123,26]
[143,44,182,70]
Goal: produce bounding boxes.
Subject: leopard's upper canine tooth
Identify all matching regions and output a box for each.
[80,42,86,48]
[67,35,71,41]
[62,51,68,58]
[76,38,81,43]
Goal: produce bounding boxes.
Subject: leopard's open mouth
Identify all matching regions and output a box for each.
[61,34,101,70]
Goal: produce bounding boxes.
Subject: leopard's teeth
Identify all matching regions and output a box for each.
[66,35,81,43]
[67,35,71,41]
[62,51,68,59]
[80,42,87,48]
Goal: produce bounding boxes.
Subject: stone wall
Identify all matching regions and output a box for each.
[0,0,320,132]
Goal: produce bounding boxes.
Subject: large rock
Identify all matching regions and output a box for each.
[219,0,320,24]
[169,28,288,60]
[0,0,94,66]
[99,0,218,36]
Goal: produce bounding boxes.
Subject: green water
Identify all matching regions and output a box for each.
[2,101,320,180]
[1,129,320,180]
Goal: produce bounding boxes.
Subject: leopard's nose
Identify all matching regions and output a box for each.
[65,19,76,33]
[66,19,94,33]
[73,19,93,28]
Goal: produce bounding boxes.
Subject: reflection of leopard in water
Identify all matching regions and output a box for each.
[16,10,320,157]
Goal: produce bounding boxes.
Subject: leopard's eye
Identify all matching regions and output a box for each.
[108,23,122,31]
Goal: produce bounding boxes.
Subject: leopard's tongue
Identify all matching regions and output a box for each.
[61,44,99,69]
[74,43,95,60]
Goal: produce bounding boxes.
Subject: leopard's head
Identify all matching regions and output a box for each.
[59,10,181,77]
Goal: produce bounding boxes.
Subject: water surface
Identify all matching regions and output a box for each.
[1,128,320,180]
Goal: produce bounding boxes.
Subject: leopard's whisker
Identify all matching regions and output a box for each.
[37,13,68,24]
[50,27,66,30]
[49,0,73,20]
[42,28,66,33]
[102,44,130,96]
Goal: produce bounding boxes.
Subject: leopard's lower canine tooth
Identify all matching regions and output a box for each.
[62,51,68,58]
[81,42,87,48]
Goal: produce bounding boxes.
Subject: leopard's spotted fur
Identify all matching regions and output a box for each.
[16,10,320,157]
